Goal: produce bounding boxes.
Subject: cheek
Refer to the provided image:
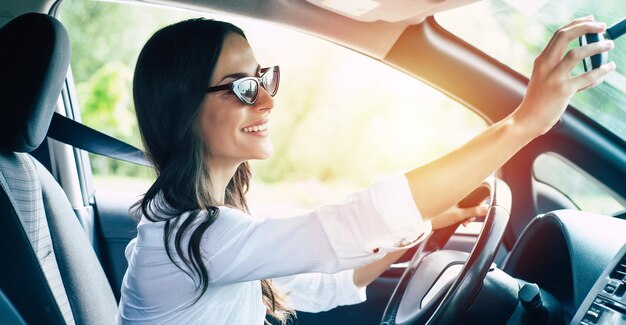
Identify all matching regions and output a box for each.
[200,100,245,155]
[203,122,228,154]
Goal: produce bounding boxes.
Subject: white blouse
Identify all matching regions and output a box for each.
[115,173,431,324]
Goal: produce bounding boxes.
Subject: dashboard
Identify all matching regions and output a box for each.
[501,210,626,324]
[571,244,626,324]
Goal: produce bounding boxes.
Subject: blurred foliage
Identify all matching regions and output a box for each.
[59,2,191,84]
[76,61,145,177]
[77,62,135,144]
[60,1,196,178]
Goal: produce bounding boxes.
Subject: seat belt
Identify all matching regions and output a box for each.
[47,112,151,167]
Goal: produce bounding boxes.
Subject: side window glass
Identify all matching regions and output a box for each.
[60,1,487,216]
[533,153,625,216]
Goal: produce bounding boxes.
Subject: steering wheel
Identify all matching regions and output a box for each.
[380,178,512,325]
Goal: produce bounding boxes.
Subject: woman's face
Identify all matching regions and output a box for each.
[200,33,274,166]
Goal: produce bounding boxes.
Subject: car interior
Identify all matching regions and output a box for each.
[1,0,625,324]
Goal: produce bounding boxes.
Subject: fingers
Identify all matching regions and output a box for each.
[431,204,489,230]
[573,61,616,90]
[562,15,595,28]
[544,20,607,64]
[519,16,615,137]
[579,77,605,92]
[457,204,488,226]
[469,205,489,218]
[544,16,594,52]
[557,40,614,75]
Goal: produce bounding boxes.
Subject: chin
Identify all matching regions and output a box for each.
[254,151,273,160]
[255,143,273,160]
[245,149,273,161]
[242,142,273,160]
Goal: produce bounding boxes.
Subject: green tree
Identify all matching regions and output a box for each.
[78,62,137,145]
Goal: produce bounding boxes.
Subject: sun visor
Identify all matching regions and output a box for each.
[306,0,482,23]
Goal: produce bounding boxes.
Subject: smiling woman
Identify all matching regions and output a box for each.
[4,0,626,324]
[199,34,276,166]
[94,4,615,321]
[124,19,298,324]
[59,0,487,216]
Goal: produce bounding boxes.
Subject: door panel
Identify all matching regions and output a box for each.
[94,190,138,301]
[532,180,578,214]
[294,277,399,325]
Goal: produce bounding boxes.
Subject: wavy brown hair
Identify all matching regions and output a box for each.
[131,18,294,324]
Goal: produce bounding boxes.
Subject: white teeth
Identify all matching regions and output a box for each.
[243,123,268,133]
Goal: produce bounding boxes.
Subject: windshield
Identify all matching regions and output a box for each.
[437,0,626,142]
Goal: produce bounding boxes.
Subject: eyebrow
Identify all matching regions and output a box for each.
[218,65,261,84]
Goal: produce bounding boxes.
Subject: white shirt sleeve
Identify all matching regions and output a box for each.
[272,269,366,313]
[200,172,431,285]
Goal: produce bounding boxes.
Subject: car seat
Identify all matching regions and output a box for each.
[0,13,117,324]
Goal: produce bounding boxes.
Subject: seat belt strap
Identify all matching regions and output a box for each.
[47,112,151,167]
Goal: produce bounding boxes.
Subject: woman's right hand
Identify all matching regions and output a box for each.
[431,203,489,230]
[513,16,616,137]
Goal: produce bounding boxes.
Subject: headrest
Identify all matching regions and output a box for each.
[0,13,70,153]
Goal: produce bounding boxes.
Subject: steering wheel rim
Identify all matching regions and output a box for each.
[380,179,511,325]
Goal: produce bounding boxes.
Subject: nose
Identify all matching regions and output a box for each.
[252,84,273,113]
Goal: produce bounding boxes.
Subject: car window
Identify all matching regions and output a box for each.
[436,0,626,144]
[59,1,486,217]
[533,153,625,215]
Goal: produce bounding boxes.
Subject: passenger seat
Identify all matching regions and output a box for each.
[0,13,117,324]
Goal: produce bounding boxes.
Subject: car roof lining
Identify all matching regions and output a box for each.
[128,0,407,59]
[303,0,482,24]
[117,0,479,59]
[0,0,56,27]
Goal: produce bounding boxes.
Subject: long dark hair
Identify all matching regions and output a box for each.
[132,18,294,323]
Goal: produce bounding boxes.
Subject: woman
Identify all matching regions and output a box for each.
[116,16,614,324]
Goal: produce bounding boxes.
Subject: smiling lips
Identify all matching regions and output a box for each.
[242,122,268,133]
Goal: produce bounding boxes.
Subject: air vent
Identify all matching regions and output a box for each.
[610,254,626,281]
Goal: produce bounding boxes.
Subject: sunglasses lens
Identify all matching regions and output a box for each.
[235,79,258,104]
[262,67,279,96]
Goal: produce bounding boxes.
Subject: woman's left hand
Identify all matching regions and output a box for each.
[514,16,616,137]
[431,203,489,230]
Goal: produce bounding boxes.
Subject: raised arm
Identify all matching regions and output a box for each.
[405,16,616,219]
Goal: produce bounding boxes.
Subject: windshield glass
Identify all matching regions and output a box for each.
[437,0,626,142]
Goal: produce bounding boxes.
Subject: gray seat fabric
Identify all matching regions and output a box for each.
[0,154,75,325]
[0,13,117,324]
[37,157,118,324]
